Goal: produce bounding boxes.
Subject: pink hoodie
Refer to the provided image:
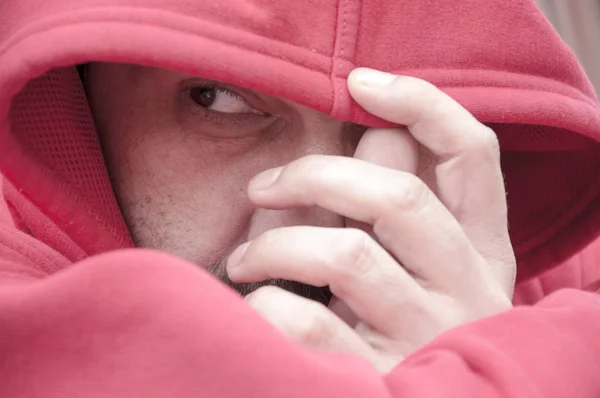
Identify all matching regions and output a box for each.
[1,0,599,396]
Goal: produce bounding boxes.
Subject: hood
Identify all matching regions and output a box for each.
[1,0,599,283]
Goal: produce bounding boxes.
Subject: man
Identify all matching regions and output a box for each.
[83,64,516,369]
[1,0,599,396]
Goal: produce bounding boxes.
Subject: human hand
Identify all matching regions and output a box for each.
[226,68,516,373]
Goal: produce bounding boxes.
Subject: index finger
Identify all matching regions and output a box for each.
[348,69,515,285]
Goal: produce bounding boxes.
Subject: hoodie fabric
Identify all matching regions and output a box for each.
[1,0,600,397]
[514,237,600,304]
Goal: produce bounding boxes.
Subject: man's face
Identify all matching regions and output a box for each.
[85,63,364,302]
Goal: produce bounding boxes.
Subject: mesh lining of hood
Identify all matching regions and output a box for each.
[6,67,132,259]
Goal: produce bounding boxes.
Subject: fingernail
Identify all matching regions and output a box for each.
[249,167,282,191]
[228,242,250,269]
[352,68,396,88]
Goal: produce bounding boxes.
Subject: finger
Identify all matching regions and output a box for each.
[348,69,514,284]
[348,127,419,233]
[227,226,429,337]
[345,128,418,325]
[354,127,419,173]
[244,285,385,366]
[247,156,485,290]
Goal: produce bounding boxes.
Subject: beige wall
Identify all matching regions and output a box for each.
[536,0,600,93]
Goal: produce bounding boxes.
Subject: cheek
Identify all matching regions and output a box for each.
[105,123,278,265]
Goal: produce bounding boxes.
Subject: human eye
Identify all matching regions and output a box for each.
[178,77,278,137]
[187,85,265,115]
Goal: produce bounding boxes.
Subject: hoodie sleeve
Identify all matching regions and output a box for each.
[0,249,599,398]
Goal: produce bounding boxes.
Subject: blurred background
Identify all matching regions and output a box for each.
[537,0,600,93]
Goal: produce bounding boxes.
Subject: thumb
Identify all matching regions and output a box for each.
[346,127,419,233]
[354,127,418,173]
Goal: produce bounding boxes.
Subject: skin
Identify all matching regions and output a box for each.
[86,63,362,301]
[86,64,516,372]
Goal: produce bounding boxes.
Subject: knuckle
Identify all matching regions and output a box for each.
[293,302,335,347]
[387,174,430,214]
[468,125,500,158]
[335,228,375,279]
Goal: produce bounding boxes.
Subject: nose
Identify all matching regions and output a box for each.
[246,110,364,239]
